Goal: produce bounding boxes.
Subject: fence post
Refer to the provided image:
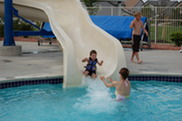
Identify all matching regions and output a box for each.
[111,6,113,16]
[154,7,158,44]
[118,4,121,16]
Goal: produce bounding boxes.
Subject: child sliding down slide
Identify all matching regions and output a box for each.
[82,50,103,79]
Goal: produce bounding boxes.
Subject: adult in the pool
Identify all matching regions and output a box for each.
[100,68,131,101]
[82,50,103,78]
[130,12,148,64]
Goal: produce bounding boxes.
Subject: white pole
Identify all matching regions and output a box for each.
[118,4,121,16]
[111,6,113,16]
[155,7,157,44]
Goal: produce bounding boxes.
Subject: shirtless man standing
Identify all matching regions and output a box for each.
[130,12,148,64]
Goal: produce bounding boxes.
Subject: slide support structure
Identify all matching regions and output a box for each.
[3,0,15,46]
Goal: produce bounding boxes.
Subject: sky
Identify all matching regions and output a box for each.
[142,0,181,2]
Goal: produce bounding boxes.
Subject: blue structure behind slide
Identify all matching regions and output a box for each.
[42,15,148,40]
[4,0,15,46]
[2,0,53,46]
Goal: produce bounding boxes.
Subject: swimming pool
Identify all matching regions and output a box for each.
[0,78,181,121]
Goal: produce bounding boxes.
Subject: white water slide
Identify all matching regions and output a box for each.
[0,0,126,88]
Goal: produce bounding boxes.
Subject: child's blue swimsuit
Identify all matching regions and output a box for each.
[85,57,98,75]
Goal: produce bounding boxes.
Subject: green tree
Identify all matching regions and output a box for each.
[82,0,99,15]
[83,0,98,7]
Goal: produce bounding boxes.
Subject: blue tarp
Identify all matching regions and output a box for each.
[42,22,55,38]
[42,16,147,40]
[90,15,147,40]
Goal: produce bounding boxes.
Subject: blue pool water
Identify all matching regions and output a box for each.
[0,79,182,121]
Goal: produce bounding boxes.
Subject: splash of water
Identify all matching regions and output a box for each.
[74,77,118,114]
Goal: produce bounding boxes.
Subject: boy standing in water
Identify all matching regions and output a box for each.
[82,50,103,78]
[130,12,148,64]
[100,68,130,101]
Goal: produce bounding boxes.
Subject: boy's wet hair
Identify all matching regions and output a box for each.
[119,68,130,80]
[90,50,97,56]
[133,12,141,17]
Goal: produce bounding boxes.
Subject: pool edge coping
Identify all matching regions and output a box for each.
[0,75,64,84]
[130,73,182,77]
[0,73,182,84]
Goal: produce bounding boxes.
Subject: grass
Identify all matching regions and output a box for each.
[149,25,182,43]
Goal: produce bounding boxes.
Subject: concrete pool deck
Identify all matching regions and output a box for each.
[0,41,182,82]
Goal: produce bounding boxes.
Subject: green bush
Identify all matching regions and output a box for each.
[0,18,37,37]
[0,24,4,37]
[13,19,33,31]
[170,32,182,47]
[17,23,33,31]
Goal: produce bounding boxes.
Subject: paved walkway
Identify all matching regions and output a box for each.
[0,41,63,82]
[124,48,182,75]
[0,41,181,82]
